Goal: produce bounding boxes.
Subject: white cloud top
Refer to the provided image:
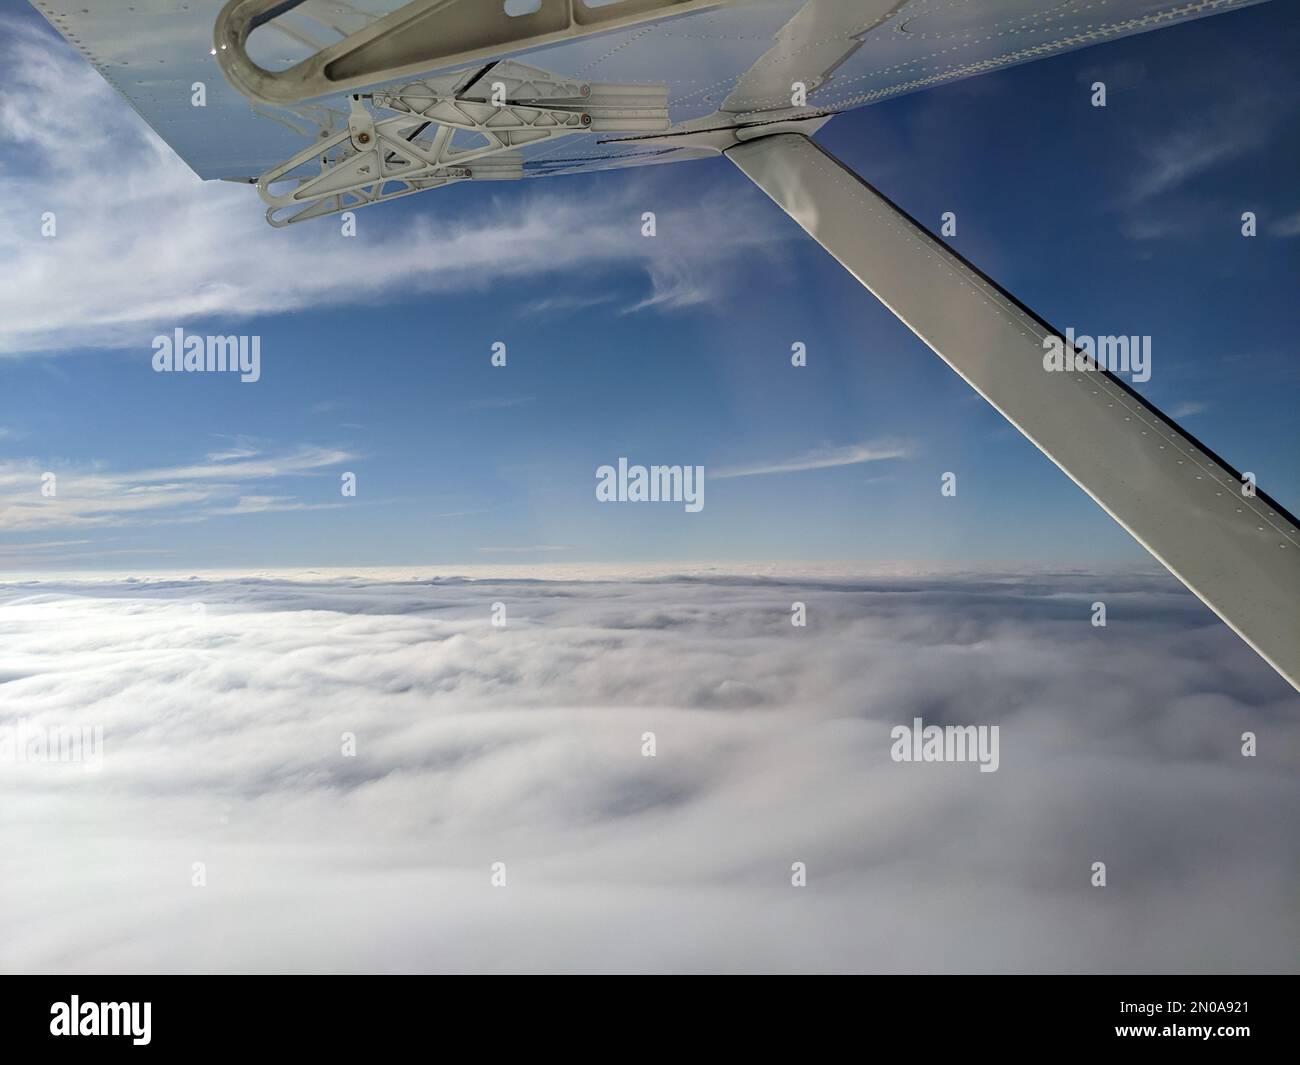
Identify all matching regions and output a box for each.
[0,569,1294,973]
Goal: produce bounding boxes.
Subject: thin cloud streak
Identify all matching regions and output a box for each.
[0,445,353,532]
[474,545,574,554]
[712,442,910,480]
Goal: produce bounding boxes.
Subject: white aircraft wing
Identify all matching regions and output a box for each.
[30,0,1272,181]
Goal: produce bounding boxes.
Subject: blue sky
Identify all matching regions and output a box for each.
[0,0,1296,570]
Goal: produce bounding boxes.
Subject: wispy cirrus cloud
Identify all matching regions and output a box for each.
[1270,209,1300,238]
[1169,400,1209,419]
[207,495,350,517]
[712,441,910,480]
[1124,100,1274,206]
[1106,45,1295,241]
[0,444,352,532]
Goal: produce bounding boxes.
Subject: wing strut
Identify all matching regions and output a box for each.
[727,132,1300,691]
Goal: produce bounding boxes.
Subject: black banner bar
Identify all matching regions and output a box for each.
[1,976,1290,1053]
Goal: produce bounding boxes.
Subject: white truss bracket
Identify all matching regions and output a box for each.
[257,61,668,226]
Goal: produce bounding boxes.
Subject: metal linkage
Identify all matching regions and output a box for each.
[258,61,668,226]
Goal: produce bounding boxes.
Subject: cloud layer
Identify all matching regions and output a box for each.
[0,568,1294,973]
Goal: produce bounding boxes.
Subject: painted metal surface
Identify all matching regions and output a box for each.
[29,0,1271,180]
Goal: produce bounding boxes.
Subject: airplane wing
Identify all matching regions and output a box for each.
[30,0,1273,182]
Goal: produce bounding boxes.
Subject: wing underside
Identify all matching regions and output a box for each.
[30,0,1271,181]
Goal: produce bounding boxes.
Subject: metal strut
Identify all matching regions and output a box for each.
[258,60,669,226]
[728,132,1300,691]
